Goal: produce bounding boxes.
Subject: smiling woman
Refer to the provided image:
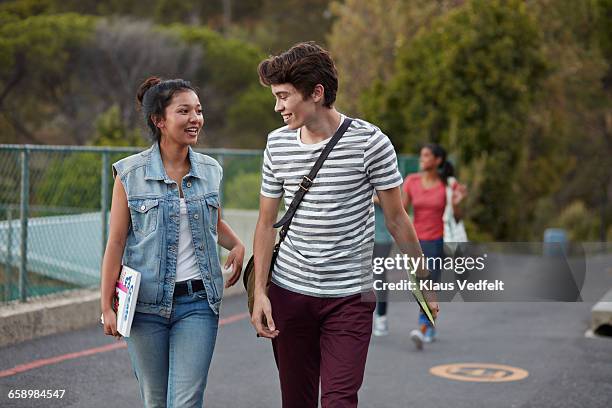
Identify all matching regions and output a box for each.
[136,77,203,144]
[100,76,246,408]
[152,88,203,144]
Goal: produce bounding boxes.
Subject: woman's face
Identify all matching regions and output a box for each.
[157,90,204,145]
[419,147,441,171]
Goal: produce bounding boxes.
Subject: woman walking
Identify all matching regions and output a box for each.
[403,143,466,349]
[101,77,245,407]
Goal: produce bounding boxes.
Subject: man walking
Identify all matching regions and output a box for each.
[250,41,438,408]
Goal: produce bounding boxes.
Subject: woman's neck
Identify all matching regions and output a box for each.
[421,169,440,183]
[159,138,190,171]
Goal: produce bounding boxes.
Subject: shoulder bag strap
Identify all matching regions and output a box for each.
[273,117,353,243]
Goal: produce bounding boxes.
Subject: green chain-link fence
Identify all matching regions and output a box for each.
[0,144,416,304]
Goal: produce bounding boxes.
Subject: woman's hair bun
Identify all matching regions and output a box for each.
[136,76,162,106]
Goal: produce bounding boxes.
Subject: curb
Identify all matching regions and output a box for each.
[0,289,100,348]
[591,288,612,334]
[0,273,246,348]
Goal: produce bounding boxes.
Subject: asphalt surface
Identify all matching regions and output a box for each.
[1,252,611,407]
[1,297,611,407]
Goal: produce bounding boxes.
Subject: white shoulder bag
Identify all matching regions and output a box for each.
[443,177,468,245]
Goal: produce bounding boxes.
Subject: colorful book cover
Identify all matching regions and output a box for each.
[114,265,141,337]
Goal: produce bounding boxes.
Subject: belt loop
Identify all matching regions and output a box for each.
[187,279,193,295]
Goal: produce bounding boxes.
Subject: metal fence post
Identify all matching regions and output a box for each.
[217,154,225,205]
[101,151,109,262]
[19,148,29,302]
[4,208,12,301]
[217,154,224,258]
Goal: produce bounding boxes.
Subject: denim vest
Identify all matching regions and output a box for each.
[112,142,224,317]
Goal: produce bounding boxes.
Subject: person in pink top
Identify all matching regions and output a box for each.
[403,143,466,349]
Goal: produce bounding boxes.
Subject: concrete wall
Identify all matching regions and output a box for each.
[0,209,258,347]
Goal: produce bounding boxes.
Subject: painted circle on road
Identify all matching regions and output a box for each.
[430,363,529,382]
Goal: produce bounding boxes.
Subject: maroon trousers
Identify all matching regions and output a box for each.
[269,283,376,408]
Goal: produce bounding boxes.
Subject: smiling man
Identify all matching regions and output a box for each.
[250,42,438,408]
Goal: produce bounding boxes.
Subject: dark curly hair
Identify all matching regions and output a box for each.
[257,42,338,108]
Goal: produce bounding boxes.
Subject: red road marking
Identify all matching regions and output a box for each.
[220,312,249,325]
[0,311,250,379]
[0,342,126,378]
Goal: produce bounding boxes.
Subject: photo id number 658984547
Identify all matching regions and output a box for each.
[7,389,66,399]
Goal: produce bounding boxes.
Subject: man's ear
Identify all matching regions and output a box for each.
[311,84,325,104]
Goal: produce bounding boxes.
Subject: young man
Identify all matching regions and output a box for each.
[250,42,439,408]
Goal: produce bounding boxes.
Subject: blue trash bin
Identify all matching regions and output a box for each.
[543,228,568,256]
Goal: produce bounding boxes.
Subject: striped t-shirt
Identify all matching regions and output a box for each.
[260,116,403,297]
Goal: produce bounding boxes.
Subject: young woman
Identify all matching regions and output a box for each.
[101,77,245,407]
[402,143,466,349]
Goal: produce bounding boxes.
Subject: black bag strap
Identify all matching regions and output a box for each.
[273,117,353,243]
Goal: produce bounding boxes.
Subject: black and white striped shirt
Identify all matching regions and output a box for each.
[260,116,403,297]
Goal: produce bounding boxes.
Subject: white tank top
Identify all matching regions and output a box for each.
[176,198,201,282]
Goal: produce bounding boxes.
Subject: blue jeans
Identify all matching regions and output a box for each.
[126,287,219,408]
[418,238,444,329]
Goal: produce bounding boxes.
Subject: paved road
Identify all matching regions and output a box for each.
[1,288,611,408]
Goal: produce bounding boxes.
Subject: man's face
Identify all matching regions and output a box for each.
[270,83,315,130]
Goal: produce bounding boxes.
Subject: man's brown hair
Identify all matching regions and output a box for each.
[258,41,338,108]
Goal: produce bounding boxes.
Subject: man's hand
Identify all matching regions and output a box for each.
[251,195,282,339]
[250,292,279,339]
[423,289,440,320]
[428,300,440,320]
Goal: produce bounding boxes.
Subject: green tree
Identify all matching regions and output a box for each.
[33,105,147,213]
[0,12,94,143]
[224,171,262,209]
[34,152,101,213]
[76,18,202,143]
[523,0,612,240]
[225,85,281,148]
[0,0,54,18]
[91,105,147,147]
[328,0,464,115]
[249,0,334,53]
[170,25,279,147]
[45,0,265,32]
[554,201,599,241]
[362,0,547,239]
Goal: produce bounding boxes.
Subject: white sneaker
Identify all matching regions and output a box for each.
[423,327,436,343]
[373,315,388,336]
[410,329,424,350]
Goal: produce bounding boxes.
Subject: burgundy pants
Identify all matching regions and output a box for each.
[269,283,376,408]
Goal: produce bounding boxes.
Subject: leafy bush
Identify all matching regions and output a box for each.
[224,171,262,210]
